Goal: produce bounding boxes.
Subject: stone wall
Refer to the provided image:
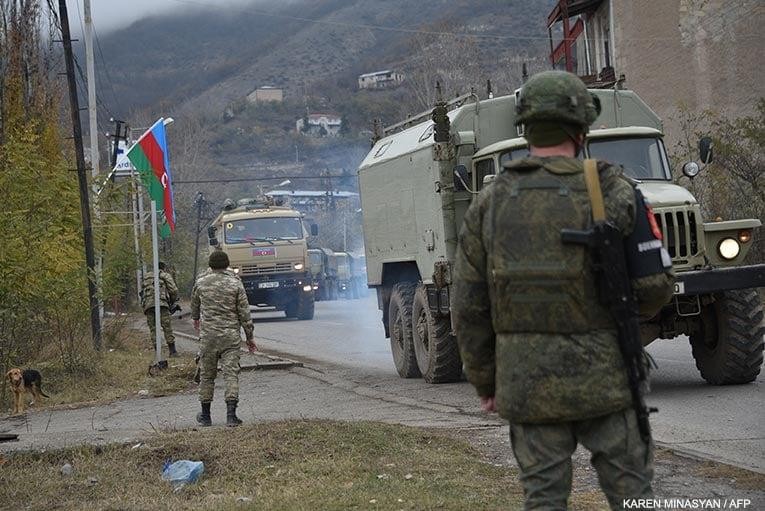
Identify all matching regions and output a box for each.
[612,0,764,150]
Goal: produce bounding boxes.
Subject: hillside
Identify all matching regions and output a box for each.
[90,0,555,187]
[98,0,553,119]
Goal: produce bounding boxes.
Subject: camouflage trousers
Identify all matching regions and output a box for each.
[145,307,175,346]
[509,408,654,511]
[198,337,241,403]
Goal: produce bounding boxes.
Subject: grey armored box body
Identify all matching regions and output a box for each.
[358,88,764,384]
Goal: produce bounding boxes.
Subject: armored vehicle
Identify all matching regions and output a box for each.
[359,88,764,384]
[208,197,318,320]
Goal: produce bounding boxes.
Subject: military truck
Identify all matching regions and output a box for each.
[207,197,318,320]
[358,88,765,384]
[308,247,336,300]
[349,253,368,298]
[332,252,353,299]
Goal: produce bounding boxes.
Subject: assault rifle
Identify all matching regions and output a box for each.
[561,221,657,443]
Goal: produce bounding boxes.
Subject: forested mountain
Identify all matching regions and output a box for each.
[96,0,553,119]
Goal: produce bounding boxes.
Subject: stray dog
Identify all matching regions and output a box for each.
[6,368,49,416]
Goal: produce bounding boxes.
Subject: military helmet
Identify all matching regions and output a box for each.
[209,250,230,270]
[515,70,601,130]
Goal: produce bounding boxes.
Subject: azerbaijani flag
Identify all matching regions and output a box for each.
[126,118,175,238]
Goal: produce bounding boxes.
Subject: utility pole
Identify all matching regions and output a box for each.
[84,0,98,180]
[83,0,105,324]
[59,0,102,350]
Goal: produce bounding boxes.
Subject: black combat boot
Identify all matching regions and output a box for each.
[168,343,178,357]
[196,402,212,427]
[226,400,242,427]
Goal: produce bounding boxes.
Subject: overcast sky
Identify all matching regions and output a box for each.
[76,0,266,33]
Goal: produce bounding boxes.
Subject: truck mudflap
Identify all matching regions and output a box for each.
[674,264,765,295]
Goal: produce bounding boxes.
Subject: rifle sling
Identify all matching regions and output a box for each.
[583,159,606,222]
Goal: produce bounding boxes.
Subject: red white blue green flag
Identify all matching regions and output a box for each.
[126,118,175,238]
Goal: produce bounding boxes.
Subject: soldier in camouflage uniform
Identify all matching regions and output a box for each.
[191,250,256,427]
[453,70,674,510]
[142,261,179,357]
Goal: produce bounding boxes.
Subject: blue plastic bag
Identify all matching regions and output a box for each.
[162,460,205,488]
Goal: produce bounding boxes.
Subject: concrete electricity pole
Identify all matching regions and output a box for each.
[59,0,102,350]
[83,0,104,323]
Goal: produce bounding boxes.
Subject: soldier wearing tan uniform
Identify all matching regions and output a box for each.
[192,250,256,427]
[453,71,674,510]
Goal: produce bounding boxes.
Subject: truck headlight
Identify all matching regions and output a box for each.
[233,267,240,274]
[718,238,740,260]
[302,285,312,292]
[293,263,304,270]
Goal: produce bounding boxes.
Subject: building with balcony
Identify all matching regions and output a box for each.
[546,0,763,145]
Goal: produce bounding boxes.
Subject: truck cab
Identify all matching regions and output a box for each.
[208,197,317,320]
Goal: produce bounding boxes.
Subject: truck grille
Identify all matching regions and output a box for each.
[654,207,699,263]
[240,262,293,275]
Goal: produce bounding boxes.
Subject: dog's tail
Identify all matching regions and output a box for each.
[36,384,50,398]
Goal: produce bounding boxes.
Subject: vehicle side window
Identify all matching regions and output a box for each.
[474,158,495,190]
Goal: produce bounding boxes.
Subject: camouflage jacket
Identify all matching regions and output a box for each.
[453,157,673,423]
[191,269,254,342]
[141,270,179,311]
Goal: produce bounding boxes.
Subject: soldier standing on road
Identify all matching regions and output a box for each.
[192,250,256,427]
[453,70,674,510]
[142,261,179,357]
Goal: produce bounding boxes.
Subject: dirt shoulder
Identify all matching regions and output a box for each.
[1,361,762,510]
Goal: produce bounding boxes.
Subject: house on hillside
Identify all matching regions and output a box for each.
[247,86,284,103]
[546,0,763,144]
[296,113,342,137]
[357,70,404,90]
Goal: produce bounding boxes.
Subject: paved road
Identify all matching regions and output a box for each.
[191,294,765,473]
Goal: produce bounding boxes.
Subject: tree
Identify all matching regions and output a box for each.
[403,21,486,112]
[673,100,765,263]
[339,114,351,137]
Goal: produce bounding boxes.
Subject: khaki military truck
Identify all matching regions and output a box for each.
[332,252,354,299]
[358,88,765,384]
[208,197,318,320]
[308,247,336,301]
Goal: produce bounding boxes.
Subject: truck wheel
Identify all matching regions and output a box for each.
[412,284,462,383]
[690,289,764,385]
[296,291,315,320]
[388,283,421,378]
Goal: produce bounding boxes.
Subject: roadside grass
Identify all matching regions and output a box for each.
[692,459,765,491]
[9,326,196,412]
[0,420,538,511]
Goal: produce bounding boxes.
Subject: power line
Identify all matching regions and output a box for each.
[173,174,353,185]
[72,54,115,119]
[93,23,121,110]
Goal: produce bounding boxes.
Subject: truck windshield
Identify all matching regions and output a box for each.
[587,137,670,180]
[225,217,303,244]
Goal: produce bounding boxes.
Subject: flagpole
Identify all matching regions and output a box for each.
[151,200,163,365]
